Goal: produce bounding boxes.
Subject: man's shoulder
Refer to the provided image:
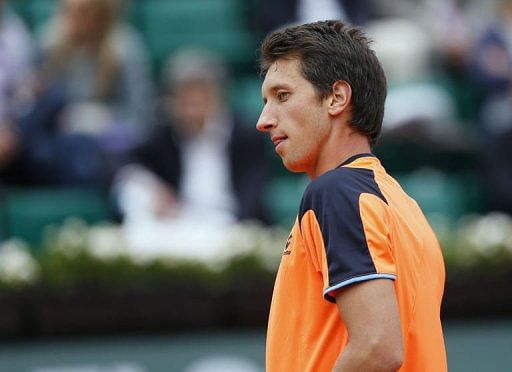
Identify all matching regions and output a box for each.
[302,167,386,206]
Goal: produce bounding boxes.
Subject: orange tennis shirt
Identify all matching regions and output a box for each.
[266,153,447,372]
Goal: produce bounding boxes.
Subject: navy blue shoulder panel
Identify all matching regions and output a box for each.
[299,167,388,300]
[299,166,388,221]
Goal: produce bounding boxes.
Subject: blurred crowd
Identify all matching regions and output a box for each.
[1,0,512,247]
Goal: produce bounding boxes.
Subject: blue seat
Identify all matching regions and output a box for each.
[1,188,111,248]
[139,0,256,73]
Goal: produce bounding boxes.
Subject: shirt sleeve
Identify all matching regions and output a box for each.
[299,167,397,303]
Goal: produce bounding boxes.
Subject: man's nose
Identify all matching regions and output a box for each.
[256,107,277,132]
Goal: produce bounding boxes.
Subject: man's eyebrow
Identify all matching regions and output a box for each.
[269,83,292,92]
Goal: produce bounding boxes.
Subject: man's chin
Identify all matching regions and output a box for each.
[282,158,306,173]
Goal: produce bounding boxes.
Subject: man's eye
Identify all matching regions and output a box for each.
[277,92,290,101]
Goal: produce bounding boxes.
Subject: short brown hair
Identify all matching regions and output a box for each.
[260,20,387,146]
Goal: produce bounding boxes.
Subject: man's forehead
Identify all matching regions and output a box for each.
[268,58,300,76]
[262,59,301,90]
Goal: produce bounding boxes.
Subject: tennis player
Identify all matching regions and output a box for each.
[257,20,447,371]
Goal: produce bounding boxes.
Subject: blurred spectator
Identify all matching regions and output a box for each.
[38,0,153,139]
[251,0,408,36]
[418,0,473,70]
[3,0,153,186]
[366,18,458,139]
[361,1,489,169]
[0,0,35,179]
[470,0,512,100]
[115,48,268,232]
[470,0,512,214]
[411,0,489,125]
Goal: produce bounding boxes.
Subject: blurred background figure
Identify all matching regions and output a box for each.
[0,0,35,183]
[366,16,460,143]
[251,0,407,37]
[4,0,153,186]
[38,0,152,139]
[114,48,268,258]
[470,0,512,214]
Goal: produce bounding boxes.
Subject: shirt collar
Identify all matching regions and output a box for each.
[336,153,375,168]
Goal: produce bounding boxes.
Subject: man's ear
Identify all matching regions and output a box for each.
[328,81,351,116]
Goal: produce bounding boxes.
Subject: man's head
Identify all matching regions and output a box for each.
[163,48,227,137]
[259,20,387,147]
[60,0,117,45]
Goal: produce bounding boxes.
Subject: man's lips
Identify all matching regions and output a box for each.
[271,135,288,147]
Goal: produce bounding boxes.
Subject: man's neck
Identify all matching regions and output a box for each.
[307,133,371,179]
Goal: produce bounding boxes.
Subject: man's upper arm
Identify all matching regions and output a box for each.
[334,279,403,370]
